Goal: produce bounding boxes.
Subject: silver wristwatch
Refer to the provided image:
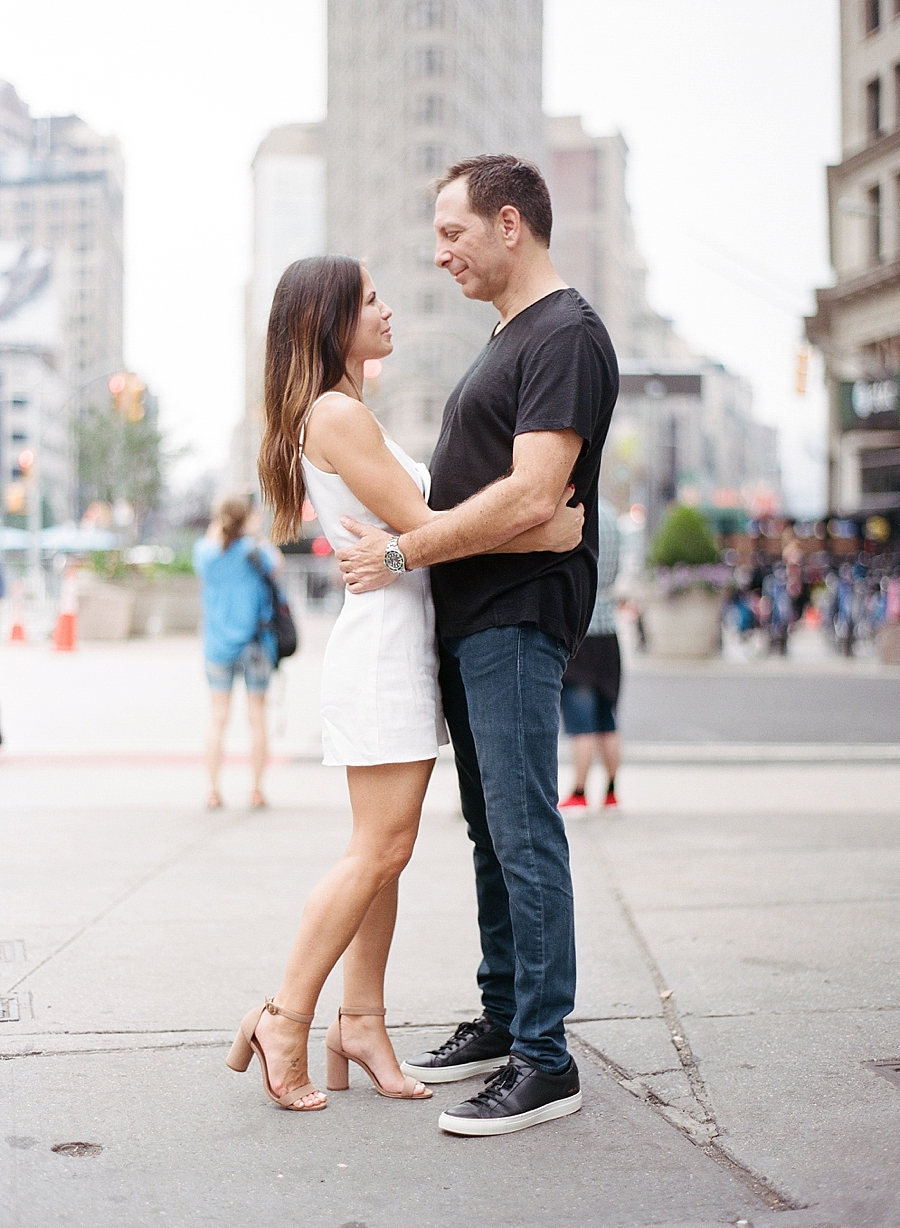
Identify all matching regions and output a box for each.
[384,535,407,574]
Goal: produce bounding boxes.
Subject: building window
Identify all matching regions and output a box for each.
[408,0,444,28]
[868,182,883,262]
[414,144,444,172]
[866,0,881,32]
[415,46,444,76]
[415,94,445,124]
[867,76,883,138]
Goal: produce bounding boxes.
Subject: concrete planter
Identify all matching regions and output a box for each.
[76,573,201,638]
[157,575,201,633]
[877,622,900,665]
[125,574,201,636]
[644,589,722,660]
[77,579,136,641]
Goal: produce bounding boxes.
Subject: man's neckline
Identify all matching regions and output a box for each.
[490,287,571,339]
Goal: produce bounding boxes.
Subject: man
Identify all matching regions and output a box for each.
[337,154,618,1135]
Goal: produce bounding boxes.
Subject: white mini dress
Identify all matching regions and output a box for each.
[301,402,448,767]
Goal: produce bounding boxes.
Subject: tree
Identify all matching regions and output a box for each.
[75,403,165,538]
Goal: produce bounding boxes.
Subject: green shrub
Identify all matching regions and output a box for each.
[649,505,719,567]
[87,550,130,580]
[150,552,194,575]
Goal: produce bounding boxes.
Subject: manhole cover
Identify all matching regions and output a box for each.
[51,1142,103,1158]
[863,1059,900,1087]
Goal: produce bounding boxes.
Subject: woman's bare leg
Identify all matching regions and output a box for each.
[253,758,434,1102]
[343,879,398,1008]
[335,878,411,1092]
[246,692,268,803]
[206,690,231,803]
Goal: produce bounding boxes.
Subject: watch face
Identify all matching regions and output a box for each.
[385,548,405,574]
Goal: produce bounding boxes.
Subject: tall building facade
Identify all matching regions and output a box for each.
[606,363,781,534]
[0,81,124,518]
[807,0,900,523]
[231,122,325,493]
[546,117,687,363]
[327,0,544,458]
[545,114,779,529]
[0,242,69,528]
[0,84,123,400]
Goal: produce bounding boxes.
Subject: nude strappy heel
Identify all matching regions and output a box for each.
[325,1007,432,1099]
[226,998,327,1111]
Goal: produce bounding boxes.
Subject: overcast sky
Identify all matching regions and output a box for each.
[2,0,839,515]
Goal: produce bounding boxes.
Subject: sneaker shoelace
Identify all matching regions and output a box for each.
[431,1018,489,1058]
[468,1062,522,1107]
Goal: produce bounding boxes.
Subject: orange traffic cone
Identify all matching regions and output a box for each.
[8,579,27,642]
[52,611,77,651]
[53,566,79,652]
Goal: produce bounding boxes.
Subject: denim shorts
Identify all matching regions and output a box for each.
[560,683,617,735]
[205,642,273,694]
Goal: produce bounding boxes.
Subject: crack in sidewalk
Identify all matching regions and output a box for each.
[596,846,718,1125]
[0,1021,473,1061]
[587,844,804,1213]
[570,1032,802,1213]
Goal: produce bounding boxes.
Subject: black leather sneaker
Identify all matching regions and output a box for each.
[438,1053,582,1136]
[399,1014,513,1084]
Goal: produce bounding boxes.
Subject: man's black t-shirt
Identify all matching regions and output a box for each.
[428,287,619,655]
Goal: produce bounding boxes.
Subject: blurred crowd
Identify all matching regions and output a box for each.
[723,542,900,658]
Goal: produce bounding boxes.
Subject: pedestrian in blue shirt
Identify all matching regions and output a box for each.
[193,496,283,810]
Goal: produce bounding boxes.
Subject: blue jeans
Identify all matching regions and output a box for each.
[439,624,575,1072]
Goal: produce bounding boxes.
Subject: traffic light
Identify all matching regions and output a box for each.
[795,347,810,396]
[108,371,146,421]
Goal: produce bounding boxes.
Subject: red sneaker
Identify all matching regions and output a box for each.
[559,792,588,811]
[603,790,618,808]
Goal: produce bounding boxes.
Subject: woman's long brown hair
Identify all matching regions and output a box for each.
[258,255,363,543]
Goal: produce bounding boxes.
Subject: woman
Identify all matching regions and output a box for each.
[193,497,281,810]
[226,255,581,1112]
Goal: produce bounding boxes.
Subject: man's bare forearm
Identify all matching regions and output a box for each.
[400,474,557,570]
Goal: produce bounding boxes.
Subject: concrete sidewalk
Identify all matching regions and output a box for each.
[1,632,899,1226]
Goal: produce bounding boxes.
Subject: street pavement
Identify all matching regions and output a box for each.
[1,616,899,1227]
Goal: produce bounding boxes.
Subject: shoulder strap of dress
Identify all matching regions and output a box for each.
[301,390,342,449]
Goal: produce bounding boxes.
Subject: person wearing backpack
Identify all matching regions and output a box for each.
[193,496,285,810]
